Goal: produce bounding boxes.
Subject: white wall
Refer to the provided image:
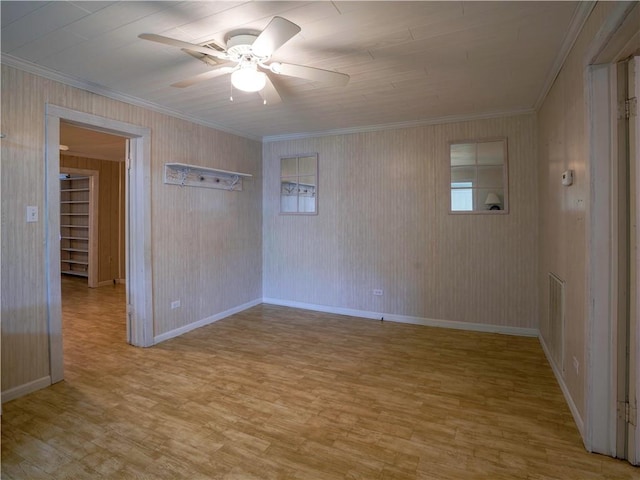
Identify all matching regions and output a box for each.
[263,114,538,330]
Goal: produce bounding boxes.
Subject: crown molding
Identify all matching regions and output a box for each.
[1,54,536,144]
[534,1,596,111]
[261,108,536,143]
[1,54,261,142]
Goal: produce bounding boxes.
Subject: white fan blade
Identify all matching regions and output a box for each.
[251,17,301,57]
[271,62,349,86]
[259,75,282,105]
[171,66,236,88]
[139,33,227,60]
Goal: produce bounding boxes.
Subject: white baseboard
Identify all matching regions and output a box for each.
[96,278,126,287]
[262,298,539,337]
[153,298,262,344]
[1,376,51,404]
[539,334,585,440]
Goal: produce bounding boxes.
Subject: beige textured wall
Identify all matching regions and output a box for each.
[263,114,538,329]
[61,155,126,284]
[537,2,617,421]
[1,65,262,392]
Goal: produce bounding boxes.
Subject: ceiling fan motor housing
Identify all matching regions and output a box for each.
[226,34,267,63]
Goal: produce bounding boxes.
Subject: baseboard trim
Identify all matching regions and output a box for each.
[95,279,126,287]
[153,298,262,344]
[262,298,538,337]
[2,376,52,404]
[539,334,585,440]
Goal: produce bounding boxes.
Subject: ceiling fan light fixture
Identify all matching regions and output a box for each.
[231,66,266,92]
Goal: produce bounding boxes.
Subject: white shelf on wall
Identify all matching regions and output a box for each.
[164,163,252,191]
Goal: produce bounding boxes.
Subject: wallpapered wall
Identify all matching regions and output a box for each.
[263,114,538,330]
[1,65,263,394]
[537,1,619,425]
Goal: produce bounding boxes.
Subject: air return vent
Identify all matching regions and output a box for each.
[548,272,565,373]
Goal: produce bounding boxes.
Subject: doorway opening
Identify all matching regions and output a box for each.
[59,123,129,366]
[45,105,153,386]
[60,122,127,289]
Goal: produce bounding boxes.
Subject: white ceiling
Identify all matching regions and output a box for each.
[2,1,584,141]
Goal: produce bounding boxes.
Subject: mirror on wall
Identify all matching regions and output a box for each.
[449,138,508,214]
[280,154,318,214]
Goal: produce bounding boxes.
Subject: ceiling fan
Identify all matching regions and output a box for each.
[139,16,350,105]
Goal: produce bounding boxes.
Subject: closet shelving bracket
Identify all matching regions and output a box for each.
[164,163,252,191]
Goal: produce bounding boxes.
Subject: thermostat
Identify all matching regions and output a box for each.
[562,170,573,186]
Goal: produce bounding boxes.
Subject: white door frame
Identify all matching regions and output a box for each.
[584,1,639,460]
[45,105,153,383]
[585,62,617,456]
[629,54,640,465]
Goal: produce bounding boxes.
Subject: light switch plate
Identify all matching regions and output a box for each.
[26,206,38,223]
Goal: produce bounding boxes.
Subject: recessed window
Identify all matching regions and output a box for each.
[449,138,508,214]
[280,154,318,214]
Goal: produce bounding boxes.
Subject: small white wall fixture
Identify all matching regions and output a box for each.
[45,105,153,384]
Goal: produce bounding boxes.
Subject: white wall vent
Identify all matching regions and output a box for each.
[548,272,565,373]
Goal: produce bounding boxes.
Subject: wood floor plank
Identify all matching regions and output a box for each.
[2,275,639,479]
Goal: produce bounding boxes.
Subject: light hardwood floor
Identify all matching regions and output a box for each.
[2,276,639,479]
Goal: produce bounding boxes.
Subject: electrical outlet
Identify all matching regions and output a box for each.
[573,356,579,374]
[171,300,181,309]
[372,289,383,296]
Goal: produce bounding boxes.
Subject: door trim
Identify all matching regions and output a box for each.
[584,1,639,460]
[585,62,618,456]
[45,105,153,383]
[629,55,640,465]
